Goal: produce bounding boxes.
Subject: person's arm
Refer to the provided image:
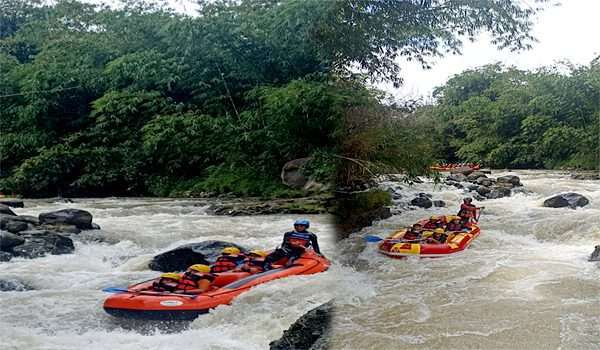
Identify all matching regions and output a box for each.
[310,233,322,255]
[176,279,212,294]
[281,231,291,247]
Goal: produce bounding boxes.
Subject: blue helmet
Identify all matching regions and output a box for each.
[294,219,310,229]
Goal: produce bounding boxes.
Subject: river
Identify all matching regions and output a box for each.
[0,199,365,350]
[331,170,600,349]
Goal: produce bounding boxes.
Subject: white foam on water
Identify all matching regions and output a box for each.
[0,199,365,350]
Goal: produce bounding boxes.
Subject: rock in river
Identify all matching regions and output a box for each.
[269,300,333,350]
[590,245,600,262]
[543,193,589,209]
[9,230,75,258]
[149,240,248,272]
[0,231,26,250]
[39,209,94,230]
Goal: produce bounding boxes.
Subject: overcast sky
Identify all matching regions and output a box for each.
[387,0,600,100]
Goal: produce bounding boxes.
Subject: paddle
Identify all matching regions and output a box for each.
[101,287,198,299]
[363,235,425,244]
[475,207,485,222]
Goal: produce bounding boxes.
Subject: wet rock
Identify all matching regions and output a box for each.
[0,200,24,208]
[433,200,446,207]
[475,186,491,196]
[0,204,16,216]
[269,301,333,350]
[0,279,33,291]
[571,173,600,180]
[466,171,487,182]
[447,173,467,182]
[10,230,74,258]
[0,251,12,261]
[39,209,93,230]
[39,224,81,234]
[486,187,511,199]
[476,177,494,187]
[466,184,479,191]
[450,167,474,176]
[149,240,248,272]
[543,193,589,209]
[590,246,600,262]
[91,223,101,230]
[5,220,28,233]
[497,175,522,187]
[0,231,26,250]
[281,157,312,188]
[417,192,432,198]
[474,194,486,201]
[410,195,432,209]
[512,187,533,195]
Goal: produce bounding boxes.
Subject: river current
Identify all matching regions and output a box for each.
[0,199,369,350]
[331,170,600,349]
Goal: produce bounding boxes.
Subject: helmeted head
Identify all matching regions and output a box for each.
[160,272,181,281]
[222,246,241,255]
[188,264,211,274]
[248,250,267,258]
[412,223,423,230]
[464,197,473,203]
[452,217,461,223]
[294,219,310,230]
[434,228,445,235]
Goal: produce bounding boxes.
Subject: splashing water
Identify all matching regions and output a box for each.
[0,198,368,350]
[331,170,600,349]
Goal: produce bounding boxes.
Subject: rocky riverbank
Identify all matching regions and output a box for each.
[0,203,100,261]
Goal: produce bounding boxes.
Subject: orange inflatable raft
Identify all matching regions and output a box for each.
[430,163,480,171]
[103,250,329,320]
[378,216,480,258]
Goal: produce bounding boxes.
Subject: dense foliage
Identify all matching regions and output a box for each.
[423,61,600,169]
[0,0,546,197]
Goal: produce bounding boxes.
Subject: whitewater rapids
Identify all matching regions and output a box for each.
[331,170,600,349]
[0,198,369,350]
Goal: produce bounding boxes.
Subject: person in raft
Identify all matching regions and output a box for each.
[174,264,215,294]
[152,272,181,292]
[457,197,483,223]
[446,216,466,232]
[423,215,445,230]
[210,246,246,273]
[234,250,268,274]
[403,223,423,241]
[263,219,322,269]
[426,228,448,244]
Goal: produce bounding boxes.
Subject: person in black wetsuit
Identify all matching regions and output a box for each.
[264,219,322,269]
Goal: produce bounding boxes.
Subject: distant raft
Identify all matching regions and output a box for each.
[377,217,481,258]
[430,163,481,171]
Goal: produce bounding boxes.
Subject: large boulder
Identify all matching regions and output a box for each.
[410,195,432,209]
[497,175,522,187]
[281,157,312,189]
[486,186,512,199]
[269,300,333,350]
[476,177,494,187]
[590,246,600,262]
[39,209,93,230]
[0,231,26,250]
[149,240,248,272]
[466,171,487,182]
[450,167,474,176]
[447,173,468,182]
[5,221,28,233]
[475,186,491,196]
[0,200,24,208]
[543,193,589,209]
[0,204,16,216]
[9,230,74,258]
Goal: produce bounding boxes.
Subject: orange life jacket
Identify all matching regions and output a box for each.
[211,254,243,273]
[176,272,214,291]
[240,257,265,274]
[152,277,179,292]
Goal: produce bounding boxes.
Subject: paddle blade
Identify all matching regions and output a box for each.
[364,235,383,243]
[102,287,129,293]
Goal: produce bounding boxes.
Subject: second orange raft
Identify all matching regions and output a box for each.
[378,216,480,258]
